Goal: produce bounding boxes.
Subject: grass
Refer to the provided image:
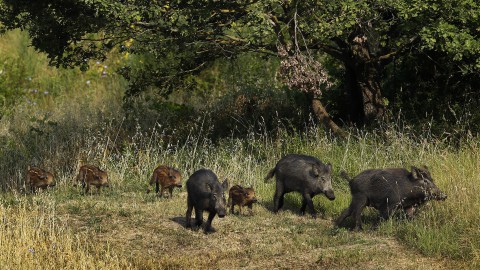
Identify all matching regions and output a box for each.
[0,132,478,269]
[0,195,132,269]
[1,30,479,269]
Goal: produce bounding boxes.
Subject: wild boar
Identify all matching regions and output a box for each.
[146,165,182,198]
[185,169,228,233]
[75,164,109,194]
[335,166,447,230]
[227,185,258,215]
[265,154,335,218]
[25,166,55,193]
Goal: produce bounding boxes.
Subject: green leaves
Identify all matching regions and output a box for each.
[1,0,479,118]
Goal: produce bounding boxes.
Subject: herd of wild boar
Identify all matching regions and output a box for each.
[24,153,447,233]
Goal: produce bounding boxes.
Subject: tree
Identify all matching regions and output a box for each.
[1,0,479,133]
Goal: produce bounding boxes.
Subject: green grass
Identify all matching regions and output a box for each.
[1,131,477,269]
[0,30,479,269]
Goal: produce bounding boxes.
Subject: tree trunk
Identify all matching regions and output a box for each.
[344,38,386,126]
[310,94,348,138]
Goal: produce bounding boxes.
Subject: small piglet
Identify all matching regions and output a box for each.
[228,185,258,215]
[265,154,335,218]
[147,165,182,198]
[25,166,55,193]
[186,169,228,233]
[75,164,109,194]
[336,166,447,230]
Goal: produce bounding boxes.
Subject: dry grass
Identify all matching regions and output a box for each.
[0,195,132,269]
[1,30,478,270]
[0,188,463,270]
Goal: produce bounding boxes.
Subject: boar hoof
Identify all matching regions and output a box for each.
[204,227,216,234]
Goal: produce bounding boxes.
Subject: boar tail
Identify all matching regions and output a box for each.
[339,171,351,182]
[264,168,276,182]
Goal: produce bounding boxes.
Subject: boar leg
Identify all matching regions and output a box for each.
[351,196,368,231]
[194,208,203,228]
[168,186,174,198]
[186,197,193,228]
[204,212,216,233]
[158,186,166,198]
[155,182,161,195]
[228,197,234,214]
[229,202,235,215]
[248,203,254,215]
[335,207,352,227]
[238,205,243,215]
[273,183,285,212]
[404,206,415,219]
[300,193,316,218]
[379,207,391,221]
[84,183,91,195]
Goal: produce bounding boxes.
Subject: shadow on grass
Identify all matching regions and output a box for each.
[259,193,332,219]
[170,216,224,234]
[170,216,188,228]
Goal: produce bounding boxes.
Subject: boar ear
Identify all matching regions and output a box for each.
[222,179,229,190]
[205,183,212,192]
[422,165,429,172]
[326,163,333,172]
[411,166,421,180]
[312,165,320,177]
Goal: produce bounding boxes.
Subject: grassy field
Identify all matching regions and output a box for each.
[1,30,479,269]
[1,131,479,269]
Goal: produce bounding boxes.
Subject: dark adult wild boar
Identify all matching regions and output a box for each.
[25,166,55,193]
[75,164,109,194]
[228,185,258,215]
[335,166,447,230]
[265,154,335,218]
[146,165,182,198]
[186,169,228,233]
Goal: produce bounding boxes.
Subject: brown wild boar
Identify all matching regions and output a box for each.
[228,185,258,215]
[25,166,55,193]
[146,165,182,198]
[75,164,109,194]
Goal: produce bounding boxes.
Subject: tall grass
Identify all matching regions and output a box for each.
[0,194,131,269]
[1,30,479,268]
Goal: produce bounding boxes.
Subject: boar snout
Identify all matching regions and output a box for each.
[436,192,447,201]
[324,189,335,200]
[427,186,447,201]
[217,210,226,218]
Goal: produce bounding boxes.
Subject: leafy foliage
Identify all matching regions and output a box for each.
[1,0,480,128]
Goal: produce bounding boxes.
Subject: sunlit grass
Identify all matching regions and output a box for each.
[0,195,131,269]
[0,30,478,269]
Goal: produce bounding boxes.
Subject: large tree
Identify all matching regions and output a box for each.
[1,0,479,133]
